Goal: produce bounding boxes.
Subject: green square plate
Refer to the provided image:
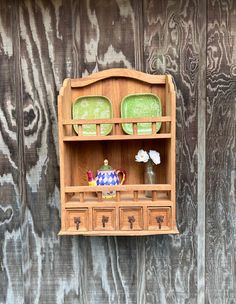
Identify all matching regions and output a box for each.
[121,93,162,135]
[72,96,113,136]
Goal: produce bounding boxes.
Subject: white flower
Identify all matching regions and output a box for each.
[149,150,161,165]
[135,149,161,165]
[135,149,149,163]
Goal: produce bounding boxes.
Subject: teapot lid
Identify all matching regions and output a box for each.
[99,159,113,171]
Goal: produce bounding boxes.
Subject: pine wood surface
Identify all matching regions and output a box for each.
[70,69,166,87]
[58,70,177,240]
[0,0,235,303]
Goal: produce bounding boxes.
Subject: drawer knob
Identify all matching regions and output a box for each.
[74,217,81,230]
[128,216,135,229]
[156,215,164,229]
[102,216,109,227]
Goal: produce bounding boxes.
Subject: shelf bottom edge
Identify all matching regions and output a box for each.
[58,228,179,236]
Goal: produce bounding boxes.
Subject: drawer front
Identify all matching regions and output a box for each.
[66,209,89,232]
[93,208,116,231]
[120,207,143,231]
[148,207,171,230]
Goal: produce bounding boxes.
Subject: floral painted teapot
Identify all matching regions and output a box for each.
[87,160,126,198]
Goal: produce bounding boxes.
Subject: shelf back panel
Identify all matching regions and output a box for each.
[64,139,171,187]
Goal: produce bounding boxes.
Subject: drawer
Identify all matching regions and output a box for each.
[120,207,143,231]
[148,207,171,230]
[93,208,116,231]
[66,209,89,232]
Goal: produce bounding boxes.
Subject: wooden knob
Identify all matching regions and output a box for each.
[128,216,135,229]
[74,217,81,230]
[102,216,109,227]
[156,215,164,229]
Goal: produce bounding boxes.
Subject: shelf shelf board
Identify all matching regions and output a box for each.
[64,184,172,193]
[58,229,179,236]
[63,133,171,141]
[65,200,173,209]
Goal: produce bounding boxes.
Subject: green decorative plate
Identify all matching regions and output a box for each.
[121,93,162,135]
[72,96,113,136]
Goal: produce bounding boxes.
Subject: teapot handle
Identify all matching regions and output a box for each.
[116,169,126,185]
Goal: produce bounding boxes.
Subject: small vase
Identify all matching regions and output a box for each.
[144,161,157,198]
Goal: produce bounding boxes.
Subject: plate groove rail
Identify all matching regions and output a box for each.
[62,116,171,137]
[64,184,171,202]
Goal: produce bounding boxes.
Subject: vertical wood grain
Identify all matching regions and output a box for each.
[18,0,86,303]
[206,1,236,303]
[0,1,24,303]
[76,0,135,76]
[143,0,202,302]
[197,1,207,303]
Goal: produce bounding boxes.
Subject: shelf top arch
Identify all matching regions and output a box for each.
[69,68,167,88]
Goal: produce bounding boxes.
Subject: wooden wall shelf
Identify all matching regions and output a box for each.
[58,68,178,236]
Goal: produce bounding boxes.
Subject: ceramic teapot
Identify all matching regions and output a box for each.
[87,160,126,198]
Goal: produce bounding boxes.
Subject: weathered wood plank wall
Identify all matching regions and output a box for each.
[206,1,236,303]
[143,2,205,303]
[0,0,235,303]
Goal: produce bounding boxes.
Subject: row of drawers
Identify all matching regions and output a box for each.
[65,206,172,232]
